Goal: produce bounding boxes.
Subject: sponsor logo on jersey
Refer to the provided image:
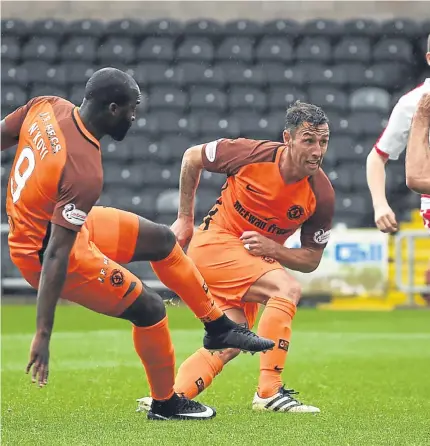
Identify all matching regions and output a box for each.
[261,256,276,264]
[62,204,87,226]
[313,229,331,244]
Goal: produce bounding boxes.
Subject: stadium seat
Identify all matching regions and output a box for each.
[195,190,220,217]
[30,19,65,38]
[303,19,344,37]
[327,113,355,136]
[264,63,309,87]
[224,19,262,37]
[199,114,240,139]
[1,19,30,38]
[107,19,142,37]
[189,87,227,112]
[2,63,29,85]
[255,37,294,63]
[335,138,368,164]
[2,85,27,108]
[232,111,283,140]
[152,112,199,137]
[1,37,20,62]
[143,19,183,37]
[68,85,86,105]
[177,38,215,63]
[133,114,160,136]
[137,37,175,62]
[101,139,131,162]
[61,37,98,62]
[307,87,349,112]
[364,62,409,89]
[268,87,307,110]
[30,85,67,101]
[335,193,369,216]
[156,189,179,214]
[63,62,97,85]
[216,37,254,63]
[131,139,173,164]
[229,87,267,112]
[335,63,368,88]
[373,38,414,63]
[179,62,225,88]
[333,37,372,63]
[262,19,302,37]
[218,63,265,87]
[295,37,332,63]
[342,19,381,37]
[148,87,188,112]
[119,193,158,218]
[97,38,136,64]
[159,135,192,162]
[24,62,67,86]
[66,19,105,37]
[307,65,349,88]
[326,167,353,192]
[184,19,225,38]
[350,87,390,112]
[380,18,420,37]
[348,111,387,137]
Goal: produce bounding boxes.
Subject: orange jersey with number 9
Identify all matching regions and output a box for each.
[5,96,103,270]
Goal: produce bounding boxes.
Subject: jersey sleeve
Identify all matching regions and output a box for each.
[201,138,278,175]
[300,171,335,250]
[51,157,100,232]
[4,97,41,138]
[373,99,411,160]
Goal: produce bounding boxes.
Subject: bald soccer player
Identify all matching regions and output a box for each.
[137,101,335,414]
[1,67,273,421]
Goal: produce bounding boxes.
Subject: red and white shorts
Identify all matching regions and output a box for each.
[421,195,430,231]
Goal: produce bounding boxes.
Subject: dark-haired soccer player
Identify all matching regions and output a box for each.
[1,67,274,421]
[138,101,335,413]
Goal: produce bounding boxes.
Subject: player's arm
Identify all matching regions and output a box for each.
[366,100,411,233]
[405,93,430,194]
[1,98,40,150]
[26,160,99,387]
[272,242,324,273]
[35,224,77,337]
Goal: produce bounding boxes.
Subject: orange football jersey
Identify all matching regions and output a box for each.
[4,96,103,270]
[200,138,335,249]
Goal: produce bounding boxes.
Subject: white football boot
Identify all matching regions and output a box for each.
[136,396,152,413]
[252,386,320,413]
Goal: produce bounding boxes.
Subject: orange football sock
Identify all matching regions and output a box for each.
[257,297,297,398]
[151,242,223,322]
[132,317,175,401]
[174,348,224,399]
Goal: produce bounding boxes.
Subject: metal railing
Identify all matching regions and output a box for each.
[0,223,167,291]
[395,229,430,306]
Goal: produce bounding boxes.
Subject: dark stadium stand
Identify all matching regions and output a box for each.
[1,17,427,281]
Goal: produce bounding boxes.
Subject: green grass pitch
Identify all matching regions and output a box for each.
[2,304,430,445]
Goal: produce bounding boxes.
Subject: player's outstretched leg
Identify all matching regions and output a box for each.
[130,217,274,354]
[118,285,216,421]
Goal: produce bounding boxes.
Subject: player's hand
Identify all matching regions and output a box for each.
[171,216,195,248]
[416,93,430,119]
[240,231,278,258]
[374,204,398,233]
[26,332,50,388]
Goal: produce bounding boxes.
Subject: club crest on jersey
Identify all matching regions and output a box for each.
[287,205,304,220]
[62,204,87,226]
[313,229,331,244]
[110,269,125,287]
[278,339,290,351]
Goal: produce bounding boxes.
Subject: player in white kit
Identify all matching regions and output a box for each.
[366,34,430,303]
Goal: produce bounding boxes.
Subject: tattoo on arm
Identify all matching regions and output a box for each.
[178,157,202,218]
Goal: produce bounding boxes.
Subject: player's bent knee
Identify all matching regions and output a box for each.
[268,274,302,305]
[118,284,166,327]
[155,224,177,260]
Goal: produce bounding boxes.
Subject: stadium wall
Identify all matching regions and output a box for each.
[2,0,429,21]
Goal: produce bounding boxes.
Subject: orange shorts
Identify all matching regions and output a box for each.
[187,225,284,328]
[11,207,142,316]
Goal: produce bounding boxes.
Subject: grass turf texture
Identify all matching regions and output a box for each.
[2,304,430,446]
